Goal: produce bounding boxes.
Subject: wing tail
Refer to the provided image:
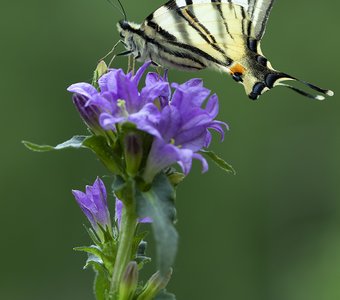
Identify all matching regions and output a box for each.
[273,73,334,101]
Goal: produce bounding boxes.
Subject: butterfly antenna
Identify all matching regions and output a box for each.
[106,0,127,21]
[117,0,127,21]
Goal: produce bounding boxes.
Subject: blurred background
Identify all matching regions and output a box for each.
[1,0,339,299]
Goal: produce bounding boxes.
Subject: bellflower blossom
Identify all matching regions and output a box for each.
[72,177,111,239]
[68,62,228,183]
[143,76,228,182]
[67,62,167,138]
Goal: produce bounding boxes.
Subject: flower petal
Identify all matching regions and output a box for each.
[98,69,120,93]
[99,113,125,130]
[192,153,209,173]
[87,94,114,113]
[205,94,219,118]
[140,81,170,104]
[132,61,152,85]
[72,190,97,228]
[128,103,162,137]
[67,83,98,98]
[208,120,229,142]
[171,82,211,109]
[115,198,123,226]
[143,140,180,183]
[176,126,207,152]
[176,148,194,175]
[157,106,181,142]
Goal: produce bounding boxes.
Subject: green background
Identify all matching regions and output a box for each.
[1,0,339,299]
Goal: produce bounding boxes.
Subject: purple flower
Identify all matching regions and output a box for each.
[71,92,104,136]
[143,79,228,183]
[67,62,169,138]
[72,177,111,238]
[68,62,228,182]
[115,198,152,226]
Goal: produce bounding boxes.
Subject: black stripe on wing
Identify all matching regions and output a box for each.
[248,0,275,39]
[124,24,231,69]
[211,0,235,40]
[146,18,178,42]
[259,0,274,39]
[172,2,227,56]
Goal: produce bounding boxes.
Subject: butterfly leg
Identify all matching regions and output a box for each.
[99,40,123,65]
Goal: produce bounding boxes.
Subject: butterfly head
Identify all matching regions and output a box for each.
[117,20,145,58]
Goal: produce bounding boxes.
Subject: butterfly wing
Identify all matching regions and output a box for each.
[141,0,256,67]
[136,0,333,99]
[247,0,275,40]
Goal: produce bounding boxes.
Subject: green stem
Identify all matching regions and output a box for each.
[109,203,138,299]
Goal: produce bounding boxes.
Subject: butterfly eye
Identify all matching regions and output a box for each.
[232,72,243,83]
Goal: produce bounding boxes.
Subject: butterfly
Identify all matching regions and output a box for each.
[117,0,334,100]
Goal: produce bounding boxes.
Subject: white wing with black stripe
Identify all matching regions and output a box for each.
[117,0,334,100]
[142,0,253,64]
[246,0,275,40]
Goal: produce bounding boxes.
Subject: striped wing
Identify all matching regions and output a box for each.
[142,0,253,65]
[247,0,275,39]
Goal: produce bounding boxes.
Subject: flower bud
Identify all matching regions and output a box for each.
[119,261,139,300]
[72,177,111,241]
[72,94,104,136]
[136,269,172,300]
[124,133,143,177]
[93,60,108,84]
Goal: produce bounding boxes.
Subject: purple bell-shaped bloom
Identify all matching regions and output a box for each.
[72,177,111,238]
[143,79,228,183]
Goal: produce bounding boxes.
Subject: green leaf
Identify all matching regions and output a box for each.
[83,135,124,174]
[22,135,87,152]
[87,257,111,300]
[200,149,236,175]
[74,245,104,258]
[23,135,124,174]
[94,270,110,300]
[155,290,176,300]
[75,245,115,271]
[136,174,178,275]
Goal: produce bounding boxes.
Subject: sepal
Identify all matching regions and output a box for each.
[92,61,109,88]
[164,167,185,187]
[119,261,139,300]
[136,269,173,300]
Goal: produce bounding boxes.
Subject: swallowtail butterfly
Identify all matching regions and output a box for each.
[117,0,334,100]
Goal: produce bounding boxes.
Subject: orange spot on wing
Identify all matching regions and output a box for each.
[229,63,246,75]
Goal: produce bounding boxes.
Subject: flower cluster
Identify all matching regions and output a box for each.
[68,62,227,183]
